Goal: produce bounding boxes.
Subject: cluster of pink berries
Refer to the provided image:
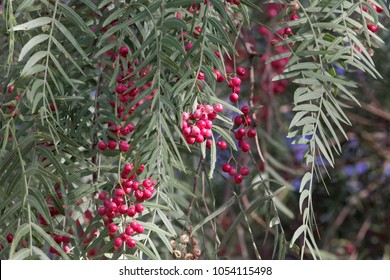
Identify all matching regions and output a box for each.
[97,163,155,250]
[233,105,257,153]
[181,103,223,145]
[97,44,157,153]
[363,1,384,32]
[222,163,250,184]
[35,184,74,255]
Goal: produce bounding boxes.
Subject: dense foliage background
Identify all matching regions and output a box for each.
[0,0,389,260]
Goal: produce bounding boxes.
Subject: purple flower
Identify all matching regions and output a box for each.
[292,178,301,192]
[343,165,356,177]
[355,161,369,175]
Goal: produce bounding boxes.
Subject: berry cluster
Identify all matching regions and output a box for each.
[171,234,201,260]
[222,163,250,184]
[233,105,257,153]
[97,44,156,153]
[363,2,384,32]
[181,103,223,145]
[37,184,74,255]
[97,162,155,251]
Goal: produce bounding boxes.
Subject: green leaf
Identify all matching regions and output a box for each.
[135,240,159,260]
[21,51,47,77]
[9,223,30,258]
[79,0,102,16]
[19,34,50,61]
[162,17,187,30]
[15,0,35,17]
[58,3,96,38]
[209,134,217,179]
[12,17,52,31]
[290,224,308,247]
[54,20,89,61]
[241,0,262,12]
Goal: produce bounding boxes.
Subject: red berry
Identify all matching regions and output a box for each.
[64,246,71,253]
[241,105,250,115]
[108,140,117,150]
[98,141,107,150]
[222,163,231,173]
[217,141,228,150]
[98,207,106,216]
[135,188,144,199]
[241,141,250,152]
[106,210,115,219]
[115,188,124,196]
[197,72,205,80]
[127,206,136,217]
[98,192,106,200]
[243,116,252,126]
[202,129,212,138]
[213,103,223,113]
[234,115,243,125]
[185,42,193,51]
[6,234,14,243]
[235,128,246,140]
[7,85,15,94]
[108,201,118,212]
[247,128,256,138]
[116,84,126,95]
[123,163,133,173]
[137,164,145,173]
[367,23,379,33]
[195,134,204,143]
[230,77,241,87]
[186,136,196,144]
[240,166,250,176]
[234,174,243,184]
[143,188,154,199]
[114,237,123,247]
[119,140,130,152]
[126,238,136,248]
[204,104,213,114]
[236,67,246,77]
[142,178,152,188]
[232,86,241,94]
[197,120,206,129]
[228,167,237,176]
[191,126,201,136]
[119,46,129,57]
[125,226,134,236]
[108,224,118,233]
[135,204,144,213]
[135,224,144,233]
[214,69,225,82]
[205,139,212,149]
[375,5,384,13]
[290,14,299,20]
[49,103,56,112]
[229,93,239,103]
[284,27,292,35]
[207,112,217,121]
[119,205,128,214]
